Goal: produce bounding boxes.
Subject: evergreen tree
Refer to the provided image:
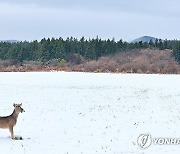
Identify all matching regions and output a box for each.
[172,42,180,63]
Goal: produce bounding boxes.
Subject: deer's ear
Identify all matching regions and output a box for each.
[20,103,22,106]
[13,103,16,107]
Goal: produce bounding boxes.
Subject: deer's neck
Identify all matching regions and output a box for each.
[11,110,19,122]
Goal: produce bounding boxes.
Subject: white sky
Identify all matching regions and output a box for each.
[0,0,180,41]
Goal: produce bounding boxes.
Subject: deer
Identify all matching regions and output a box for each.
[0,103,25,139]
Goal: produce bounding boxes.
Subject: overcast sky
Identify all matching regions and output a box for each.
[0,0,180,41]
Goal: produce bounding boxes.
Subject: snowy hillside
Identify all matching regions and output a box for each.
[0,72,180,154]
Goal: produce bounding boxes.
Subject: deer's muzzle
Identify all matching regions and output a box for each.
[21,108,25,113]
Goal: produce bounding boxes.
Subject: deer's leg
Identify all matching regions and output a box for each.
[9,126,14,139]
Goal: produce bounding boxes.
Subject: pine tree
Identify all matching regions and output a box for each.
[172,42,180,63]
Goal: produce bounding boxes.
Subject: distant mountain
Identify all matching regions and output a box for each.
[131,36,157,43]
[0,40,20,43]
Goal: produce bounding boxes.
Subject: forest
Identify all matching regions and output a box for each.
[0,37,179,62]
[0,37,180,73]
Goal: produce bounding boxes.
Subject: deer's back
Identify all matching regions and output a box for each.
[0,116,16,128]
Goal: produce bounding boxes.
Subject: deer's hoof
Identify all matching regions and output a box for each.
[14,136,23,140]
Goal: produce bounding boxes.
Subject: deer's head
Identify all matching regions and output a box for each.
[13,103,25,113]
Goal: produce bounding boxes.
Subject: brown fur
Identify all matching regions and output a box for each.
[0,104,25,139]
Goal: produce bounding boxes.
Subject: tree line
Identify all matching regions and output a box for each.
[0,36,179,63]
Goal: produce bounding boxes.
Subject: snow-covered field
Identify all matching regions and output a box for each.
[0,72,180,154]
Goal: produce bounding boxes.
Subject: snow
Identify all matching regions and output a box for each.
[0,72,180,154]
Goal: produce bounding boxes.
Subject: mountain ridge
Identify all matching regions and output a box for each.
[0,40,20,43]
[131,36,157,43]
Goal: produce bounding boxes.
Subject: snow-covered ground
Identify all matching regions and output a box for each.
[0,72,180,154]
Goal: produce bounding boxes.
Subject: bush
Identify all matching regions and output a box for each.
[58,59,67,67]
[75,49,180,74]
